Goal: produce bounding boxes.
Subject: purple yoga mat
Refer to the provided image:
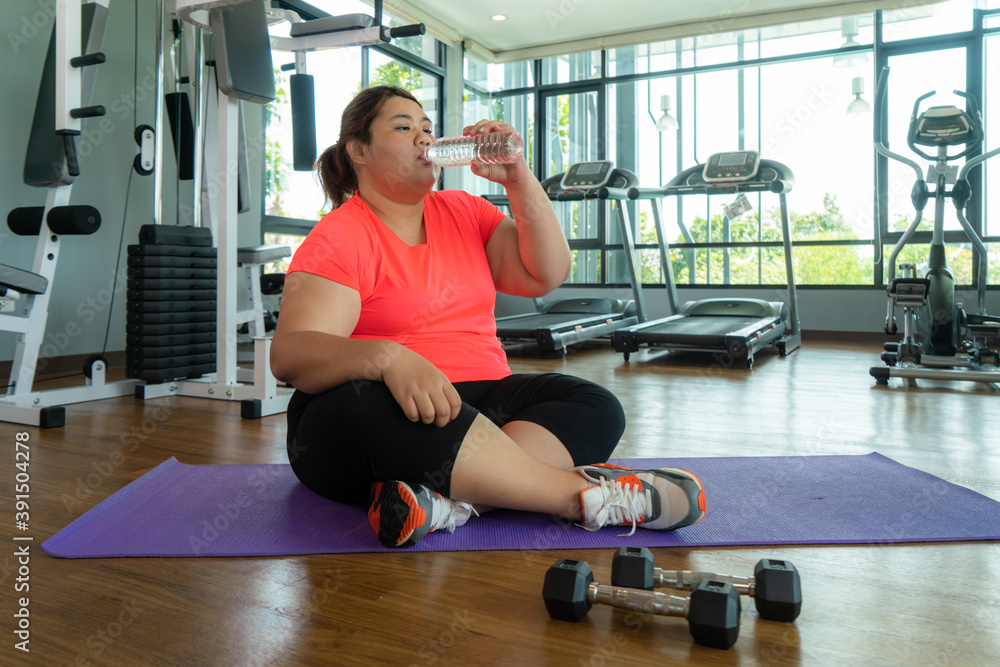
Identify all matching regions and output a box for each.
[41,453,1000,558]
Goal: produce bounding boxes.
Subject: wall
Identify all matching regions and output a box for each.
[0,1,263,367]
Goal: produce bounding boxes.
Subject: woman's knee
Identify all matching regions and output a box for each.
[525,376,626,464]
[564,377,627,441]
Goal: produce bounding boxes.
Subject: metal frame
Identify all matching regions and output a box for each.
[613,158,802,368]
[0,0,137,429]
[160,0,427,417]
[868,51,1000,387]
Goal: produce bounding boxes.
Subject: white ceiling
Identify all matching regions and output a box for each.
[387,0,929,61]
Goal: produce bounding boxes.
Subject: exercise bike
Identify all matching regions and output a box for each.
[870,67,1000,386]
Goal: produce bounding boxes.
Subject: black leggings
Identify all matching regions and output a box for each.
[286,373,625,505]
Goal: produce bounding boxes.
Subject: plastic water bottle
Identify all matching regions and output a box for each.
[423,131,524,167]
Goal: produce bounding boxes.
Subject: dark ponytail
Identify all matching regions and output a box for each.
[316,85,421,209]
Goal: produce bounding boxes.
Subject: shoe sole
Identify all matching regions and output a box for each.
[368,481,427,548]
[586,463,708,530]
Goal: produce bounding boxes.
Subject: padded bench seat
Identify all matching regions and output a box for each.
[237,244,291,265]
[289,14,375,37]
[0,263,47,295]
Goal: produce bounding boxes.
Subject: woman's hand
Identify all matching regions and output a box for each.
[381,345,463,428]
[463,120,531,187]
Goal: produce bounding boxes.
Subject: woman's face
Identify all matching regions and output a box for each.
[352,95,439,201]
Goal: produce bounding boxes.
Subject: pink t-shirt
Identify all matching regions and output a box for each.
[286,190,511,383]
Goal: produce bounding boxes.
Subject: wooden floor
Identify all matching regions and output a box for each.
[6,341,1000,666]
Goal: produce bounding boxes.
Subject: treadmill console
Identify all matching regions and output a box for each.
[702,151,761,182]
[561,161,614,190]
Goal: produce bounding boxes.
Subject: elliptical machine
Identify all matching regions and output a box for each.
[870,67,1000,386]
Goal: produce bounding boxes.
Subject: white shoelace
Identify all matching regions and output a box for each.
[429,494,479,533]
[583,478,652,537]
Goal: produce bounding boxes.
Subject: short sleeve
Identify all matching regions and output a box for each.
[466,191,509,245]
[285,209,374,298]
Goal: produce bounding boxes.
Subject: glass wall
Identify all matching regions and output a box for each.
[464,1,1000,289]
[459,90,533,197]
[881,47,974,284]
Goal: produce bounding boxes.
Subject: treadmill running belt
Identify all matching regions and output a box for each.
[650,315,769,336]
[637,315,777,348]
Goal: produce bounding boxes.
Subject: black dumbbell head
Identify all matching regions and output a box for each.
[542,559,594,622]
[687,580,741,650]
[611,546,655,590]
[753,559,802,622]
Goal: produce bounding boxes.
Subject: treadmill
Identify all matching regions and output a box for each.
[612,151,802,368]
[485,162,647,355]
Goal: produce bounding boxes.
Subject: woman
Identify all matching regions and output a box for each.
[270,86,705,548]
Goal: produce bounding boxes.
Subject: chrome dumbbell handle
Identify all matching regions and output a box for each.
[588,582,691,618]
[653,569,755,597]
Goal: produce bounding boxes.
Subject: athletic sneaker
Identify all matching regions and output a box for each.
[368,481,477,548]
[577,463,706,536]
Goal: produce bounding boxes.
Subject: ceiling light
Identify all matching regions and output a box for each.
[833,16,869,68]
[491,14,507,22]
[655,95,678,132]
[847,76,871,116]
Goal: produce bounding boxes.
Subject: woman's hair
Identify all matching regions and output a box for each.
[316,85,421,209]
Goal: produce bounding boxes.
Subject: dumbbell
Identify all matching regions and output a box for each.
[611,546,801,622]
[542,558,741,650]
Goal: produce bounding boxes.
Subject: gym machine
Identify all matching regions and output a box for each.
[150,0,424,417]
[613,151,801,368]
[486,161,645,355]
[0,0,140,428]
[869,67,1000,386]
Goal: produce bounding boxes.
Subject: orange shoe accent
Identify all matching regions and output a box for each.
[613,473,646,526]
[615,473,643,490]
[678,468,708,514]
[591,463,632,471]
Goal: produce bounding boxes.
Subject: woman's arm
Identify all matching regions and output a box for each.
[470,122,572,297]
[270,272,461,426]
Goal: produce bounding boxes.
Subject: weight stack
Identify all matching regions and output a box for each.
[125,225,218,383]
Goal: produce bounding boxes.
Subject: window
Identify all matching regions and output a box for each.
[605,50,877,287]
[265,48,361,224]
[882,0,973,41]
[546,90,603,284]
[367,50,441,135]
[478,2,1000,289]
[459,91,534,197]
[261,2,444,269]
[541,51,601,84]
[881,48,974,285]
[986,33,999,246]
[607,40,686,78]
[464,55,533,92]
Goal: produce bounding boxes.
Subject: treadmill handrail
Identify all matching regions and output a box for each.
[628,159,794,198]
[483,188,632,206]
[628,180,792,198]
